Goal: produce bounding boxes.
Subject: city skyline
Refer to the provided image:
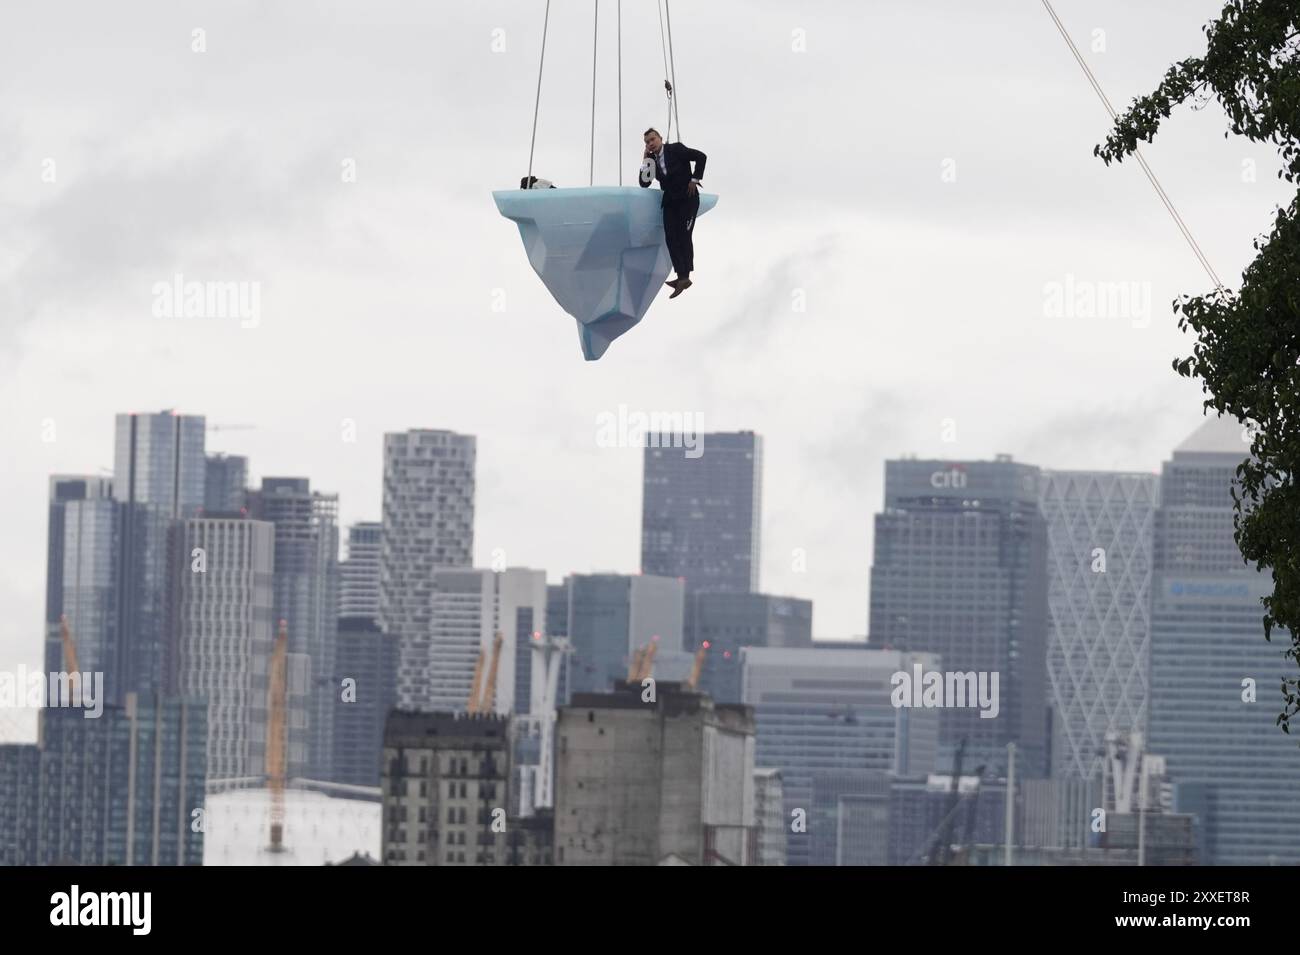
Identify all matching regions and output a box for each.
[2,0,1289,686]
[3,404,1253,676]
[5,401,1294,867]
[3,404,1264,752]
[2,0,1297,881]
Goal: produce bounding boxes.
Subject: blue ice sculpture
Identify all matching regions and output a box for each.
[493,186,718,360]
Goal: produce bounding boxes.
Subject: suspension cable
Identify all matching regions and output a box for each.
[590,0,599,186]
[617,0,622,185]
[664,0,681,142]
[1041,0,1223,289]
[526,0,551,184]
[657,0,673,141]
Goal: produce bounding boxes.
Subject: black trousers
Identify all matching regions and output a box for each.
[662,192,700,276]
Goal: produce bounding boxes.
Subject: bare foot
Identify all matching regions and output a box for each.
[669,278,693,299]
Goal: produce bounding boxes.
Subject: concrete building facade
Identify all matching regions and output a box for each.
[752,767,786,866]
[555,683,755,865]
[381,711,512,866]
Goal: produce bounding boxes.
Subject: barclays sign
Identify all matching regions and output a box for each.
[1169,581,1250,599]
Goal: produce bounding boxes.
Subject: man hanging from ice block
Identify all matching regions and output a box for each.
[639,127,707,299]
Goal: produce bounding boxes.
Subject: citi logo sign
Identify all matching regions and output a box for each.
[930,467,967,489]
[50,885,151,935]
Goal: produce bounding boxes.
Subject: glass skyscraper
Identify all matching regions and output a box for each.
[683,592,812,704]
[248,477,339,780]
[111,410,207,703]
[43,475,114,683]
[1148,415,1300,864]
[333,521,395,787]
[332,617,398,787]
[868,456,1049,777]
[203,453,247,514]
[1038,470,1156,781]
[741,646,940,866]
[564,573,684,697]
[45,477,118,705]
[34,694,207,866]
[641,431,762,594]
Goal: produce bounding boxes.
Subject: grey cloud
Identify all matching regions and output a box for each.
[808,388,912,491]
[0,132,366,357]
[0,0,1267,650]
[706,232,844,349]
[1016,401,1189,471]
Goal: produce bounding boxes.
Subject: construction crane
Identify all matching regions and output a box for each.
[685,641,710,690]
[953,764,987,866]
[266,619,289,852]
[626,645,645,682]
[467,633,504,715]
[467,644,488,713]
[634,641,659,682]
[59,615,79,673]
[928,738,967,866]
[480,633,504,714]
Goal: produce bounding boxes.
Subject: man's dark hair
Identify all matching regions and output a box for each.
[643,128,660,138]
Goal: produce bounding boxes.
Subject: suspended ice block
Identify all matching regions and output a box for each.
[493,186,717,360]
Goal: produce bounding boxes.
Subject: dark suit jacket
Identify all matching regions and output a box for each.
[639,142,707,205]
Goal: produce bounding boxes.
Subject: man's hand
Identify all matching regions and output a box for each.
[643,145,654,160]
[687,180,699,196]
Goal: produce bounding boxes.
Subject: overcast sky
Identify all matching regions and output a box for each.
[1,0,1289,714]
